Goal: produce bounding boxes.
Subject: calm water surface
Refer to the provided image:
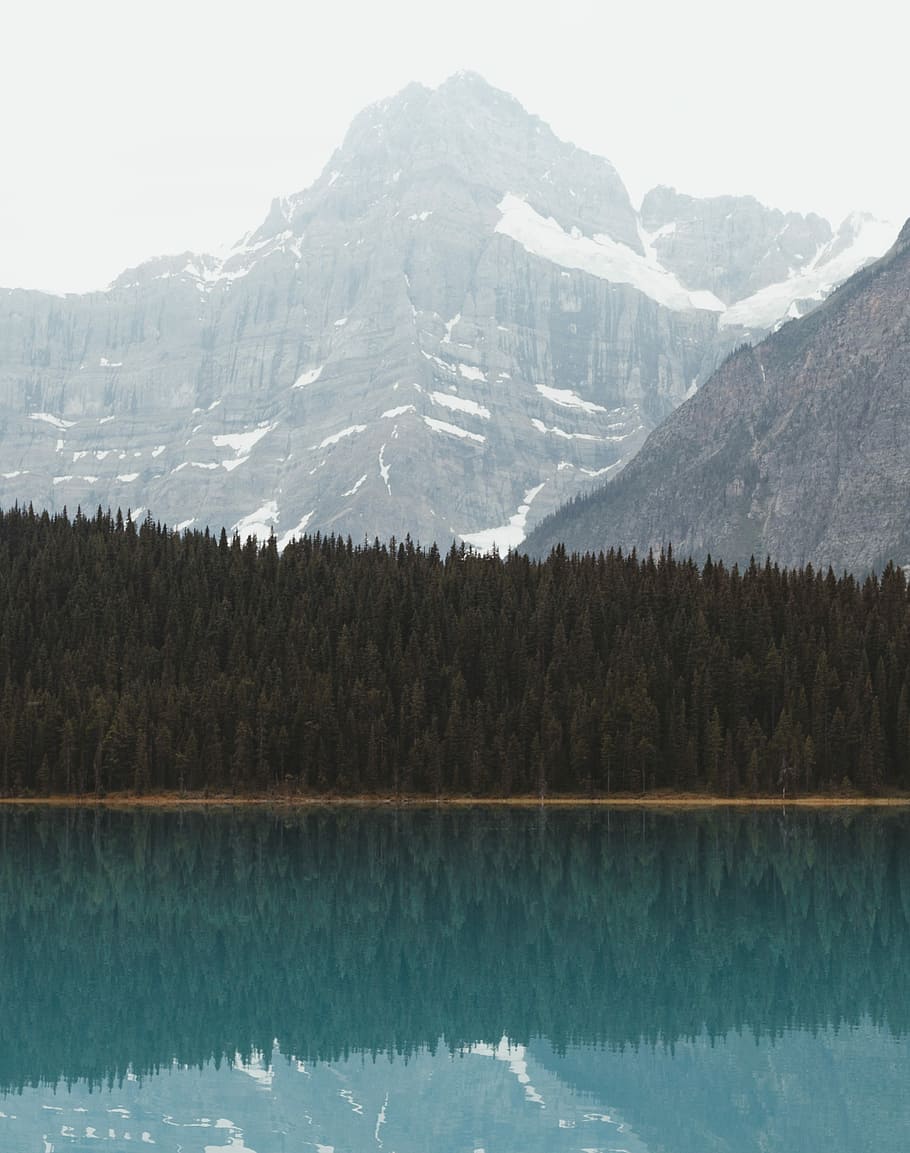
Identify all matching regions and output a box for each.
[1,806,910,1152]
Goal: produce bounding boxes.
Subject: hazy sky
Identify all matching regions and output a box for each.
[3,0,905,294]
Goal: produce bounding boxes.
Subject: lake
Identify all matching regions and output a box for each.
[1,805,909,1151]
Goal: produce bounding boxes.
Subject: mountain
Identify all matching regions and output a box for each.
[525,219,910,573]
[0,73,894,547]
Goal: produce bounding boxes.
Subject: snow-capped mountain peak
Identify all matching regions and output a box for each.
[0,73,898,552]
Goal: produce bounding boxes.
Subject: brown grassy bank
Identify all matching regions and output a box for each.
[1,792,909,810]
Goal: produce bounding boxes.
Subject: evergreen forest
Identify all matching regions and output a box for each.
[1,504,909,797]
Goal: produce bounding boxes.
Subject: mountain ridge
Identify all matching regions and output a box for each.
[525,216,910,572]
[0,73,897,549]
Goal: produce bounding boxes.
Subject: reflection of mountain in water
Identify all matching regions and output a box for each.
[3,806,910,1096]
[532,1021,910,1153]
[0,1039,652,1153]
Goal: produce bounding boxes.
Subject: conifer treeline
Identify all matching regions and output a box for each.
[1,504,909,796]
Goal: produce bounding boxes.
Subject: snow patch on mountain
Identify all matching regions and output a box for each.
[581,461,623,477]
[442,313,461,343]
[342,474,368,497]
[535,385,607,414]
[30,412,75,430]
[212,424,274,455]
[277,510,316,550]
[495,195,725,313]
[314,425,367,450]
[293,366,323,388]
[461,482,546,553]
[233,501,279,541]
[430,392,491,420]
[423,416,486,444]
[530,419,607,442]
[378,445,392,495]
[720,214,897,330]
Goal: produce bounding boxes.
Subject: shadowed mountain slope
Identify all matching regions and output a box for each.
[526,219,910,573]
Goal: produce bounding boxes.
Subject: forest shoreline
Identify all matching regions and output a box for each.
[6,510,910,799]
[1,791,909,809]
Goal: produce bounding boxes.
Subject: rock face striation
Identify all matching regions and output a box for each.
[0,73,895,547]
[526,220,910,574]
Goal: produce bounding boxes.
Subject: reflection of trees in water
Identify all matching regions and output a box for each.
[1,807,908,1091]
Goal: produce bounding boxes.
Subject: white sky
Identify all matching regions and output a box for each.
[2,0,906,294]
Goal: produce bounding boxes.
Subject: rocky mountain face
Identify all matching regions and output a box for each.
[526,220,910,573]
[640,186,833,304]
[0,73,894,548]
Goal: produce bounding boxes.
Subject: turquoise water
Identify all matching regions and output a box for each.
[1,806,910,1151]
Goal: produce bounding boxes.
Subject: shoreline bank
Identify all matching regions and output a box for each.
[1,792,908,809]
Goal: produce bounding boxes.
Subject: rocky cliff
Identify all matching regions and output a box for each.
[526,220,910,573]
[0,73,894,547]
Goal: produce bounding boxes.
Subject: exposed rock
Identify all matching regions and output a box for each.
[641,186,833,304]
[525,221,910,574]
[0,74,896,548]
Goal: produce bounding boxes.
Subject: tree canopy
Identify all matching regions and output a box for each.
[0,505,908,796]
